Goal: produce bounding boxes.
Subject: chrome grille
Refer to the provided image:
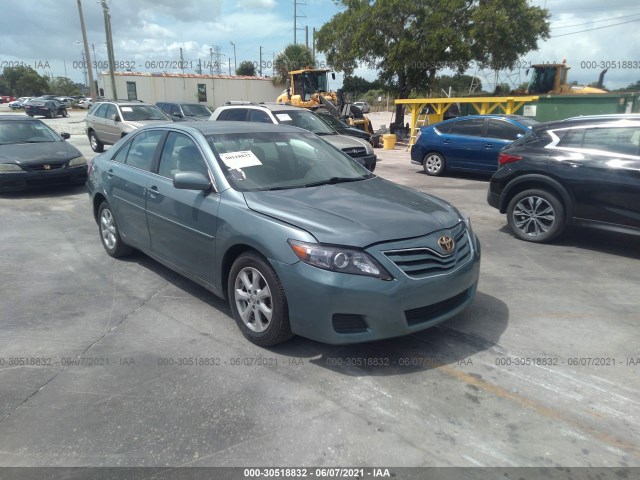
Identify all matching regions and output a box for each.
[383,223,471,278]
[23,162,65,171]
[342,147,368,158]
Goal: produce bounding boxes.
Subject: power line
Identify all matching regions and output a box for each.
[552,12,640,29]
[550,18,640,37]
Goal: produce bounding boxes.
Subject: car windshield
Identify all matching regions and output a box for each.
[120,105,168,121]
[0,121,61,145]
[316,113,348,129]
[182,104,211,116]
[273,110,335,135]
[206,131,372,192]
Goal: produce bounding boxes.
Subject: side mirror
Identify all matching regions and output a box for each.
[60,132,71,140]
[173,112,184,118]
[332,72,336,80]
[110,113,120,122]
[173,172,211,191]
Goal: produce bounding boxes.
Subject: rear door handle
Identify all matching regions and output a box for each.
[147,185,159,198]
[485,143,494,148]
[442,139,452,144]
[107,168,114,178]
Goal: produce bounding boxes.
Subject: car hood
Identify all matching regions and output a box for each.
[320,134,368,151]
[243,177,461,246]
[0,141,82,164]
[125,119,169,128]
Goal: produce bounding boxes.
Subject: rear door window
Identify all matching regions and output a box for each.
[486,119,525,140]
[124,130,165,171]
[448,118,485,137]
[218,109,248,121]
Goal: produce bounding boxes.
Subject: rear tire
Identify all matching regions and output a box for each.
[228,252,292,346]
[98,202,132,258]
[507,189,565,243]
[89,131,104,153]
[423,152,446,176]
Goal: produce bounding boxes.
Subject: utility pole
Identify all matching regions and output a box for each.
[312,27,316,61]
[209,48,214,75]
[76,0,97,101]
[230,41,237,75]
[305,26,308,48]
[100,0,117,99]
[259,46,263,77]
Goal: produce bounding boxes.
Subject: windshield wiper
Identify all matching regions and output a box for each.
[302,176,363,188]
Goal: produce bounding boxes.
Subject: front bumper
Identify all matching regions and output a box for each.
[350,154,377,172]
[0,165,87,192]
[272,229,481,344]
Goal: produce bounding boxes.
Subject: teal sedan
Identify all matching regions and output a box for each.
[88,122,480,346]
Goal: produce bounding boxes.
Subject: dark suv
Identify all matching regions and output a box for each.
[487,116,640,243]
[156,102,211,121]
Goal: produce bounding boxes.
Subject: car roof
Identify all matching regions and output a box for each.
[534,116,640,131]
[219,102,309,113]
[0,115,42,122]
[141,120,306,136]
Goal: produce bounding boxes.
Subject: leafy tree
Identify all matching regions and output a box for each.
[49,77,82,96]
[342,75,385,99]
[471,0,550,72]
[236,61,256,76]
[316,0,550,127]
[0,66,50,96]
[273,44,316,86]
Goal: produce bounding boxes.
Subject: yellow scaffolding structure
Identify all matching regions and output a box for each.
[395,96,539,146]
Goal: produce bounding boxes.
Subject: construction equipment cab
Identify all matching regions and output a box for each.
[276,68,338,108]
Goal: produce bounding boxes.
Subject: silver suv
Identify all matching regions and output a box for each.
[209,102,376,171]
[85,100,170,152]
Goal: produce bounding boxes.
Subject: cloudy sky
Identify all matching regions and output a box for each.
[0,0,639,92]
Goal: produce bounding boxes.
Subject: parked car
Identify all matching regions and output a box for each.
[487,116,640,243]
[88,121,480,346]
[85,100,170,152]
[156,102,211,121]
[210,102,377,171]
[24,98,68,118]
[411,115,539,176]
[77,98,93,109]
[353,101,371,114]
[0,115,86,192]
[55,96,74,105]
[8,97,32,110]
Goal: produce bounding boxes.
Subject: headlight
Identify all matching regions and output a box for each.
[0,163,23,173]
[68,156,86,167]
[288,239,392,280]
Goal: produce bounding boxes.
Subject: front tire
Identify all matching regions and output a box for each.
[98,202,132,258]
[507,189,565,243]
[423,152,446,176]
[228,252,292,346]
[89,131,104,153]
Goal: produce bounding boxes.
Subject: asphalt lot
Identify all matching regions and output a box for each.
[0,107,639,468]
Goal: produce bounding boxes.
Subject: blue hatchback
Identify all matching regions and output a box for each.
[411,115,539,175]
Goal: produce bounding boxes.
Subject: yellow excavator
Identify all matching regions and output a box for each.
[276,67,374,134]
[526,61,608,95]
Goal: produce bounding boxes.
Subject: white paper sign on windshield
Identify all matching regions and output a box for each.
[219,150,262,169]
[276,113,292,122]
[121,107,133,112]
